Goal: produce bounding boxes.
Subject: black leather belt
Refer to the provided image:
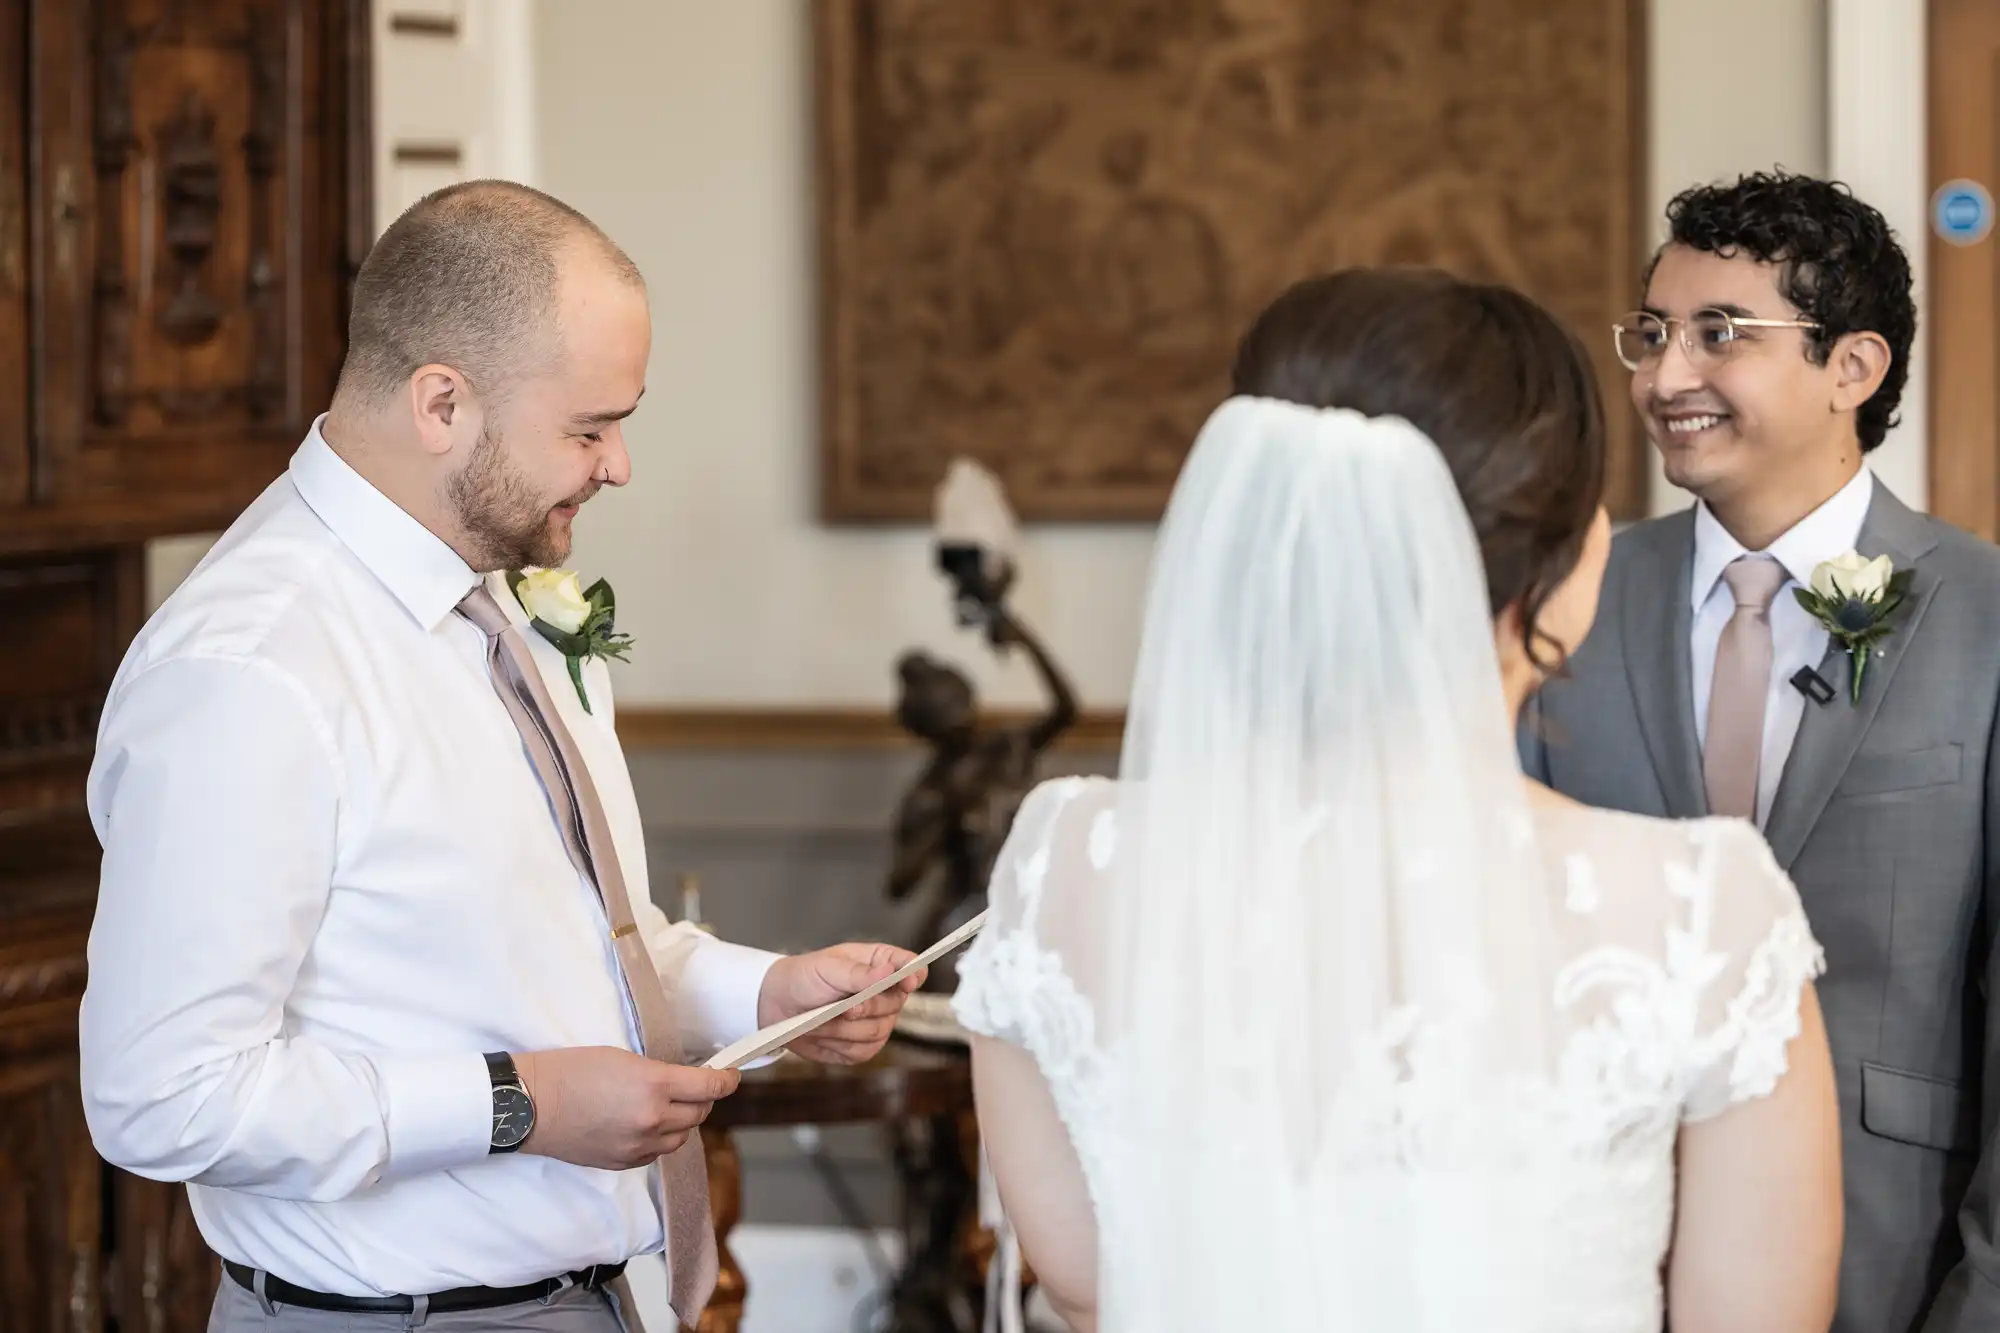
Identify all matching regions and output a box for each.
[223,1259,628,1315]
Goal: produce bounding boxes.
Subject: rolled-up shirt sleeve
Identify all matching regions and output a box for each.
[81,655,490,1201]
[635,901,780,1062]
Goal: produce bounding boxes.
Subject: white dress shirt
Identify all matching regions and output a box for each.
[1689,467,1874,827]
[81,421,779,1298]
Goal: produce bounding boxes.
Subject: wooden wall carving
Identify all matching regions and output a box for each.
[0,908,100,1333]
[0,1062,101,1333]
[87,0,294,426]
[10,0,370,554]
[0,954,90,1009]
[817,0,1648,523]
[0,548,142,828]
[109,1176,217,1333]
[0,2,369,1325]
[155,91,226,351]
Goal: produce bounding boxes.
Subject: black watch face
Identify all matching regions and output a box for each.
[491,1085,534,1151]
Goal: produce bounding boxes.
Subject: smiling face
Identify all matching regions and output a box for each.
[1631,244,1852,511]
[442,245,651,571]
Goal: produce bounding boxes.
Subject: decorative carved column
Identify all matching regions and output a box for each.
[694,1129,746,1333]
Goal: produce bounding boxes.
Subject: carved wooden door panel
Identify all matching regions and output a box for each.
[1,0,27,514]
[0,1064,100,1333]
[0,911,101,1333]
[0,547,144,824]
[13,0,369,555]
[109,1176,216,1333]
[1931,0,2000,541]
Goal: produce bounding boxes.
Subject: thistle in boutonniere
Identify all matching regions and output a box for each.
[1794,549,1911,704]
[506,568,633,714]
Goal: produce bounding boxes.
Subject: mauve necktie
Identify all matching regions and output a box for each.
[1703,556,1790,822]
[458,584,716,1328]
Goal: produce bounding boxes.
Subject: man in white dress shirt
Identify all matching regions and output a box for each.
[80,181,921,1332]
[1526,172,2000,1332]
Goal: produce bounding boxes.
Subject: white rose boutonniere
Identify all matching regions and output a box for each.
[1795,549,1912,704]
[1809,550,1894,603]
[514,568,592,633]
[506,568,634,714]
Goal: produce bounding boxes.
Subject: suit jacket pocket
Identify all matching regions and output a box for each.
[1836,744,1963,798]
[1861,1062,1977,1154]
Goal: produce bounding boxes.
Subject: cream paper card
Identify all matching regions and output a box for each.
[703,910,989,1070]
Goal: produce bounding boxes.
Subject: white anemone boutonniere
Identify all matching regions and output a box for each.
[506,568,633,714]
[1794,550,1912,704]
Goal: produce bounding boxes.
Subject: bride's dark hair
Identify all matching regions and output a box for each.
[1230,268,1607,670]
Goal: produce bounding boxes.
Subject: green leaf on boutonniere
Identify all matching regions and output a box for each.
[1792,565,1914,705]
[503,570,635,715]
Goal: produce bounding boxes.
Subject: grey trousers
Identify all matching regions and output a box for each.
[206,1271,645,1333]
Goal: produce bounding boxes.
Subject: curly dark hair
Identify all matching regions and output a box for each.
[1650,170,1915,451]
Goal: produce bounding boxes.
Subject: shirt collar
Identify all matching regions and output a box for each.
[288,415,482,632]
[1690,467,1875,610]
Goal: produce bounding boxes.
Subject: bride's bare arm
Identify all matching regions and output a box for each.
[970,1034,1099,1332]
[1667,982,1842,1333]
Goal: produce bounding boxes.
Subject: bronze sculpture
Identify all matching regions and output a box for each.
[887,518,1076,991]
[874,463,1069,1331]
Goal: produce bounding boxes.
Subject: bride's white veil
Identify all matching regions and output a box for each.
[1100,395,1562,1328]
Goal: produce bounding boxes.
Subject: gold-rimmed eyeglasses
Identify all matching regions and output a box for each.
[1611,308,1822,372]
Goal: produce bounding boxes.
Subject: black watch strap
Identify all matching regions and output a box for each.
[484,1052,535,1154]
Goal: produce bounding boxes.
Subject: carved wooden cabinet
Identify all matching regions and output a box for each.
[0,903,99,1333]
[0,2,369,1329]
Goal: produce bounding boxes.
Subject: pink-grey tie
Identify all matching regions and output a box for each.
[457,585,715,1328]
[1704,556,1790,822]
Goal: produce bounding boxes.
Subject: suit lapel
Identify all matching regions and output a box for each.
[1763,486,1942,870]
[1620,512,1709,819]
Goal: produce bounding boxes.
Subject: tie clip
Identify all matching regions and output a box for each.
[611,923,639,940]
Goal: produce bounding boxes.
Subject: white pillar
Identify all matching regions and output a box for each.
[1827,0,1929,510]
[372,0,541,237]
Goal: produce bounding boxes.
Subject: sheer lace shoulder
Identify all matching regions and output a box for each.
[952,776,1114,1054]
[958,784,1825,1128]
[960,785,1827,1331]
[1670,819,1824,1121]
[1532,804,1825,1123]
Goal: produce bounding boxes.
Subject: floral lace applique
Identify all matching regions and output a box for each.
[954,786,1823,1332]
[1564,854,1602,915]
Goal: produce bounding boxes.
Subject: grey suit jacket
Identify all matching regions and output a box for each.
[1525,484,2000,1333]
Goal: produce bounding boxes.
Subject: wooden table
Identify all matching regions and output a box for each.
[694,1040,983,1333]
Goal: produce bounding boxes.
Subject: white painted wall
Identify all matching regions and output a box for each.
[153,0,1909,710]
[372,0,537,231]
[1829,0,1928,509]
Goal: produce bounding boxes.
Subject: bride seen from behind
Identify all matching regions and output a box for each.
[953,269,1841,1333]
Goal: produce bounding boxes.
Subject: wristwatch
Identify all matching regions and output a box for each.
[485,1052,536,1154]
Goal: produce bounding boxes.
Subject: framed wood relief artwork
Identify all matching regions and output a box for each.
[816,1,1648,523]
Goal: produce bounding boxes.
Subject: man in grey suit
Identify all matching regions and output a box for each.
[1526,170,2000,1331]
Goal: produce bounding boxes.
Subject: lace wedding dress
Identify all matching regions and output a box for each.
[947,397,1824,1332]
[956,778,1822,1331]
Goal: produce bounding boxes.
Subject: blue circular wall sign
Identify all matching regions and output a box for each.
[1934,179,1994,245]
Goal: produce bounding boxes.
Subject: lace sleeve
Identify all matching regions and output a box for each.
[1679,822,1827,1124]
[951,778,1088,1046]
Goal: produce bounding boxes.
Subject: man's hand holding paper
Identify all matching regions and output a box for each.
[710,911,989,1070]
[756,942,929,1065]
